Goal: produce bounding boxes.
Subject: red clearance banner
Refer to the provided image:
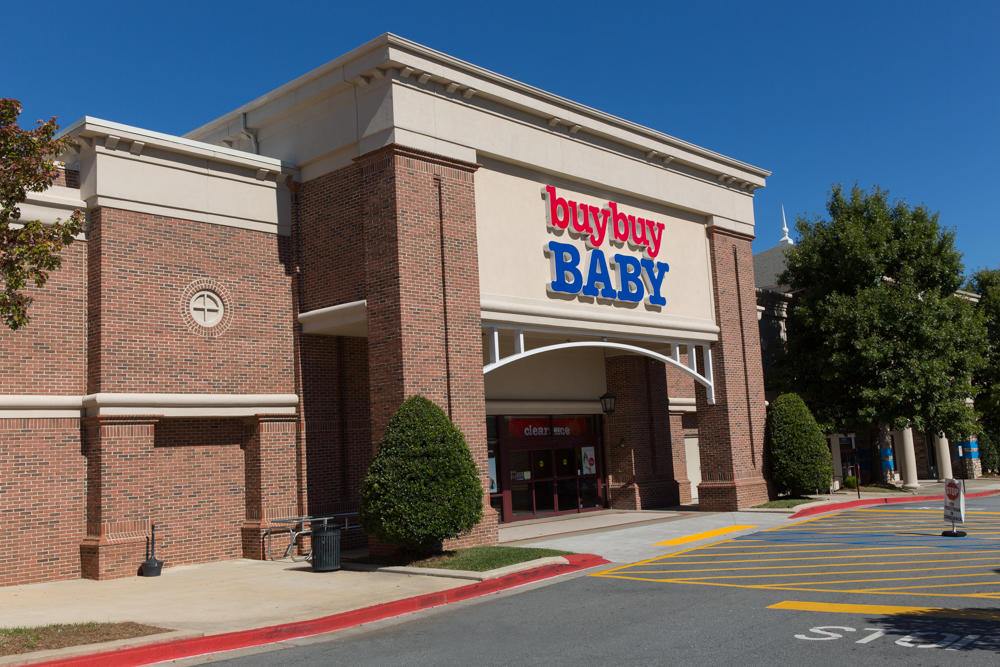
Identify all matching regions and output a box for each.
[507,417,588,437]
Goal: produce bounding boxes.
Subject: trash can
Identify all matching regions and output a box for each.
[310,521,341,572]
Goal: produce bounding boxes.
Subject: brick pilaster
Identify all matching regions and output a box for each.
[357,145,497,549]
[695,226,769,510]
[242,415,300,559]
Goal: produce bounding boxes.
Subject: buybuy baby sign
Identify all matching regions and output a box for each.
[543,186,669,307]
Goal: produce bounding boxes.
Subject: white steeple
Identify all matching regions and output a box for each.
[779,204,794,245]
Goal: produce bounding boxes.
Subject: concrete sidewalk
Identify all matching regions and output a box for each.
[4,478,999,665]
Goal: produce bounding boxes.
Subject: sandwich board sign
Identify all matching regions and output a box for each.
[942,478,966,537]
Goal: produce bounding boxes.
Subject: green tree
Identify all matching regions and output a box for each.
[360,395,483,552]
[777,185,986,474]
[1,99,82,330]
[971,267,1000,473]
[766,393,833,495]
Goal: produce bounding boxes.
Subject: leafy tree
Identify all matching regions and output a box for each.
[1,99,82,330]
[777,185,986,476]
[766,393,833,496]
[970,268,1000,448]
[360,395,483,552]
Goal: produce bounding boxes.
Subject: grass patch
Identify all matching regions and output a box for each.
[858,484,912,493]
[350,546,573,572]
[0,622,167,657]
[753,497,816,509]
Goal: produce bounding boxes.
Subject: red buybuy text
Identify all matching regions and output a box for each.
[543,185,665,258]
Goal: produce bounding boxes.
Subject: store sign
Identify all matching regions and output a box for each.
[543,185,669,307]
[508,416,587,437]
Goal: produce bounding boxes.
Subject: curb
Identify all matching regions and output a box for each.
[34,553,609,667]
[789,489,1000,519]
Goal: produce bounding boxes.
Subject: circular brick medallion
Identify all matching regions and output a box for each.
[182,280,233,337]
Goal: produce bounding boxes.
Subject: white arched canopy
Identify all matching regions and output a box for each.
[482,328,715,405]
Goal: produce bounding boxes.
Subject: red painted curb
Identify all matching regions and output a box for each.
[36,553,610,667]
[789,489,1000,519]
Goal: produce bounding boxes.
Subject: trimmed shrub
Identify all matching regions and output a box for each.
[766,393,834,496]
[980,431,999,475]
[360,395,483,552]
[844,475,858,489]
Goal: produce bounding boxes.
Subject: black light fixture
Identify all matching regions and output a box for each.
[600,392,616,415]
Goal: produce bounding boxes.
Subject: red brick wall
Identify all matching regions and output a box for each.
[52,167,80,188]
[695,227,769,510]
[297,167,366,312]
[152,419,246,564]
[0,418,85,586]
[298,335,370,515]
[0,240,86,394]
[86,207,295,394]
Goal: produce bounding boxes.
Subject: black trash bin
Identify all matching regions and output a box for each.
[310,521,341,572]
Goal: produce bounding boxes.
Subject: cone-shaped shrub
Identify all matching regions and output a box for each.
[766,393,833,496]
[360,395,483,551]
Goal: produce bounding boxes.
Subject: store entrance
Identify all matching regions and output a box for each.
[487,415,605,523]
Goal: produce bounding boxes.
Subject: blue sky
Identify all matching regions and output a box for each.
[4,0,997,274]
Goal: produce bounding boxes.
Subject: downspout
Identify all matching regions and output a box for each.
[240,113,259,154]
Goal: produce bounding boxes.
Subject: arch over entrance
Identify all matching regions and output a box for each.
[482,331,715,404]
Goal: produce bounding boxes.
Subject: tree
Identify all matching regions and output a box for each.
[971,267,1000,472]
[1,99,82,330]
[766,393,833,495]
[777,184,986,473]
[359,395,483,552]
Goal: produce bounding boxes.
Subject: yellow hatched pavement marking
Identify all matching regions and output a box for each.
[615,554,1000,574]
[594,577,1000,599]
[768,600,1000,621]
[653,549,1000,565]
[653,525,757,546]
[664,564,1000,581]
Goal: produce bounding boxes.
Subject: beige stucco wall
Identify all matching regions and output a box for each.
[485,348,606,402]
[70,120,293,236]
[476,159,716,340]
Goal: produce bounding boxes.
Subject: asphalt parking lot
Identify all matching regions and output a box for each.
[594,502,1000,602]
[206,496,1000,665]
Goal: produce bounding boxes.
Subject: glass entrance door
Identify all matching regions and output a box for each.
[490,415,605,522]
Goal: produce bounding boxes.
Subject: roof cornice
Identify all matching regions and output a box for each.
[186,33,769,187]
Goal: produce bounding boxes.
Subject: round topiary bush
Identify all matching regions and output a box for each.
[766,393,833,496]
[360,395,483,552]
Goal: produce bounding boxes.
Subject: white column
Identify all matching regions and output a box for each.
[898,427,919,489]
[934,433,953,481]
[830,436,843,487]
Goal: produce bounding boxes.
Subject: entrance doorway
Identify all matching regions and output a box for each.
[487,415,605,522]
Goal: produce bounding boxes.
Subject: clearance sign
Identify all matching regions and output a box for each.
[543,186,669,307]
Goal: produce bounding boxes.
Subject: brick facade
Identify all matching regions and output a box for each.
[3,107,769,584]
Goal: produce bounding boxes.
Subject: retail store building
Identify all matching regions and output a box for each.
[1,34,771,586]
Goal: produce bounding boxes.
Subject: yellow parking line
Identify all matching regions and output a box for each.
[613,555,1000,574]
[681,545,942,556]
[667,566,1000,581]
[857,580,1000,592]
[653,525,756,546]
[768,600,1000,621]
[760,572,992,587]
[659,549,1000,565]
